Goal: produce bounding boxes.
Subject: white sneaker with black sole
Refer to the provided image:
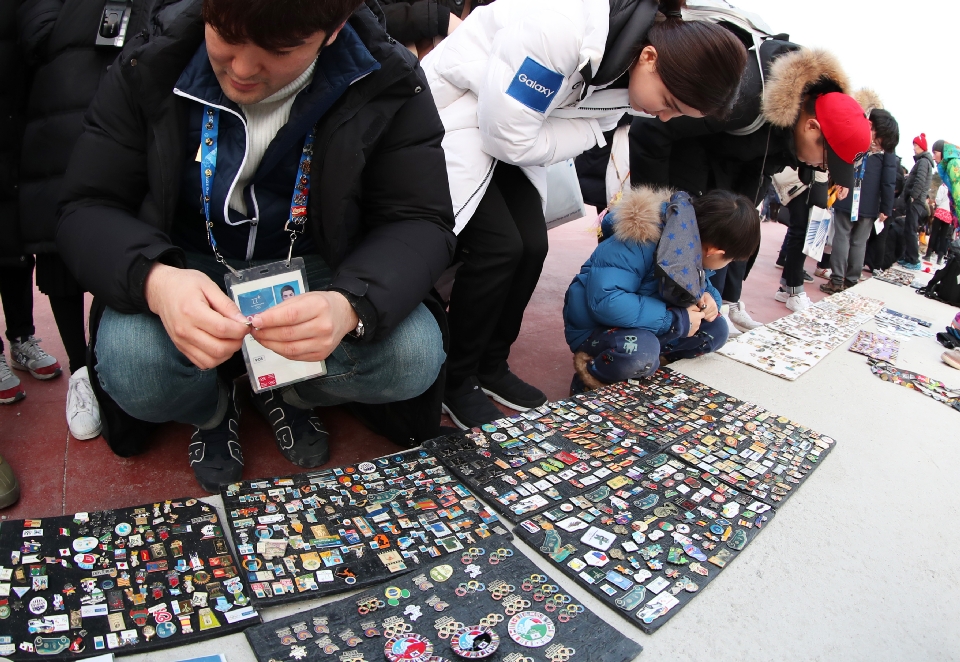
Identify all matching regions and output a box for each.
[66,367,101,440]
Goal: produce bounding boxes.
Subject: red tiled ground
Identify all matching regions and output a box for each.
[0,217,844,519]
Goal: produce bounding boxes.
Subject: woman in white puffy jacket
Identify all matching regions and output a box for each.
[422,0,747,428]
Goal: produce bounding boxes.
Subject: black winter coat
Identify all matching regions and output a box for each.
[904,151,935,203]
[380,0,493,45]
[0,0,28,266]
[17,0,151,255]
[834,151,897,219]
[57,0,456,343]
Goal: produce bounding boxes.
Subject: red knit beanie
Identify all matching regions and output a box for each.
[914,133,928,151]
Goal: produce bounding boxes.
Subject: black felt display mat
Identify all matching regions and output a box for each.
[425,370,837,523]
[244,542,642,662]
[220,449,512,608]
[0,499,259,660]
[512,452,775,634]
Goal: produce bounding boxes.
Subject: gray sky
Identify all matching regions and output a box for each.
[732,0,958,167]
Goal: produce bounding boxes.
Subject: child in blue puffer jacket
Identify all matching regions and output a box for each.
[563,186,761,393]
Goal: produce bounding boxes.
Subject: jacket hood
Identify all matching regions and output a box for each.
[589,0,658,88]
[853,88,883,117]
[915,151,934,164]
[761,48,850,128]
[609,185,673,243]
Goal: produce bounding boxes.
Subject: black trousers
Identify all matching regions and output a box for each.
[926,219,954,259]
[708,259,746,303]
[0,257,36,352]
[446,163,548,388]
[36,253,87,374]
[903,200,925,264]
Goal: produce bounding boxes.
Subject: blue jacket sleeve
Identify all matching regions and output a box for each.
[704,270,722,309]
[582,240,674,335]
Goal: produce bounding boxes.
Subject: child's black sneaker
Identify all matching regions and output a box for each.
[188,384,243,493]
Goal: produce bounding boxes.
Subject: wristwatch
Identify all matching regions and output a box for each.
[349,318,365,340]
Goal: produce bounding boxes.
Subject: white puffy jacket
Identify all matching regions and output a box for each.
[422,0,646,233]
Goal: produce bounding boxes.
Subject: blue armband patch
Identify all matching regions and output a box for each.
[505,57,563,114]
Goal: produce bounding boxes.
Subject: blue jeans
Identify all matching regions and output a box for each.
[576,317,729,383]
[95,253,445,427]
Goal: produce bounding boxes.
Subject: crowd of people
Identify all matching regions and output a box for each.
[0,0,955,506]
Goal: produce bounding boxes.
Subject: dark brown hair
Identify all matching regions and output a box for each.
[645,0,748,118]
[202,0,364,51]
[870,109,900,153]
[693,189,760,261]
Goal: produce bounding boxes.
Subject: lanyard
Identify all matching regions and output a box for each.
[849,152,867,223]
[200,105,316,277]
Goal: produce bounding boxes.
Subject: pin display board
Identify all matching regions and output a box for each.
[0,499,259,660]
[427,370,836,632]
[244,542,642,662]
[221,449,512,607]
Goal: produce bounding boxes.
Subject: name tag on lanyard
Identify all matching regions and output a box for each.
[850,153,867,223]
[199,105,325,392]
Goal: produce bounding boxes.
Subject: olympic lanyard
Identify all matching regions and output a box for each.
[200,105,316,278]
[849,152,868,223]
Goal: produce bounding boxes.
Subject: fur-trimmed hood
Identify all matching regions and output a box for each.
[762,48,850,128]
[853,88,883,117]
[608,185,673,243]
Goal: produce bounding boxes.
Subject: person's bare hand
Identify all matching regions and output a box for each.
[835,185,850,200]
[698,293,719,322]
[250,291,359,362]
[685,305,705,337]
[447,13,462,33]
[878,212,888,223]
[145,264,250,370]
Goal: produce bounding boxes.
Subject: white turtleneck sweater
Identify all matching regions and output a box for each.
[228,60,317,216]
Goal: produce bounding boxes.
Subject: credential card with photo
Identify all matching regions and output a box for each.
[225,258,327,393]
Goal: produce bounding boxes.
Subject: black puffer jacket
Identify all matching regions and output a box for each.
[17,0,151,254]
[904,151,935,203]
[380,0,493,45]
[0,0,28,266]
[57,0,455,340]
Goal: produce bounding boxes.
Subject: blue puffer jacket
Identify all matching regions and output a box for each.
[563,186,721,351]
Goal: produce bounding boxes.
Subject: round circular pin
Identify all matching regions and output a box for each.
[156,621,177,638]
[490,433,507,442]
[114,522,132,536]
[29,597,48,615]
[72,537,98,553]
[0,604,10,619]
[559,503,574,512]
[481,424,497,433]
[450,625,499,658]
[671,444,687,454]
[358,461,376,474]
[507,611,555,648]
[429,565,453,582]
[384,634,434,662]
[587,414,602,423]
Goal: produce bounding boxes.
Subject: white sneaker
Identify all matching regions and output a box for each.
[726,300,763,332]
[814,267,832,279]
[719,305,742,338]
[66,367,101,441]
[773,289,789,303]
[785,292,812,312]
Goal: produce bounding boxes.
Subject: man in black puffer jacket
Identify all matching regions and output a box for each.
[899,133,935,269]
[56,0,456,492]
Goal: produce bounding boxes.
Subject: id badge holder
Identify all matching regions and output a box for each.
[224,257,327,394]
